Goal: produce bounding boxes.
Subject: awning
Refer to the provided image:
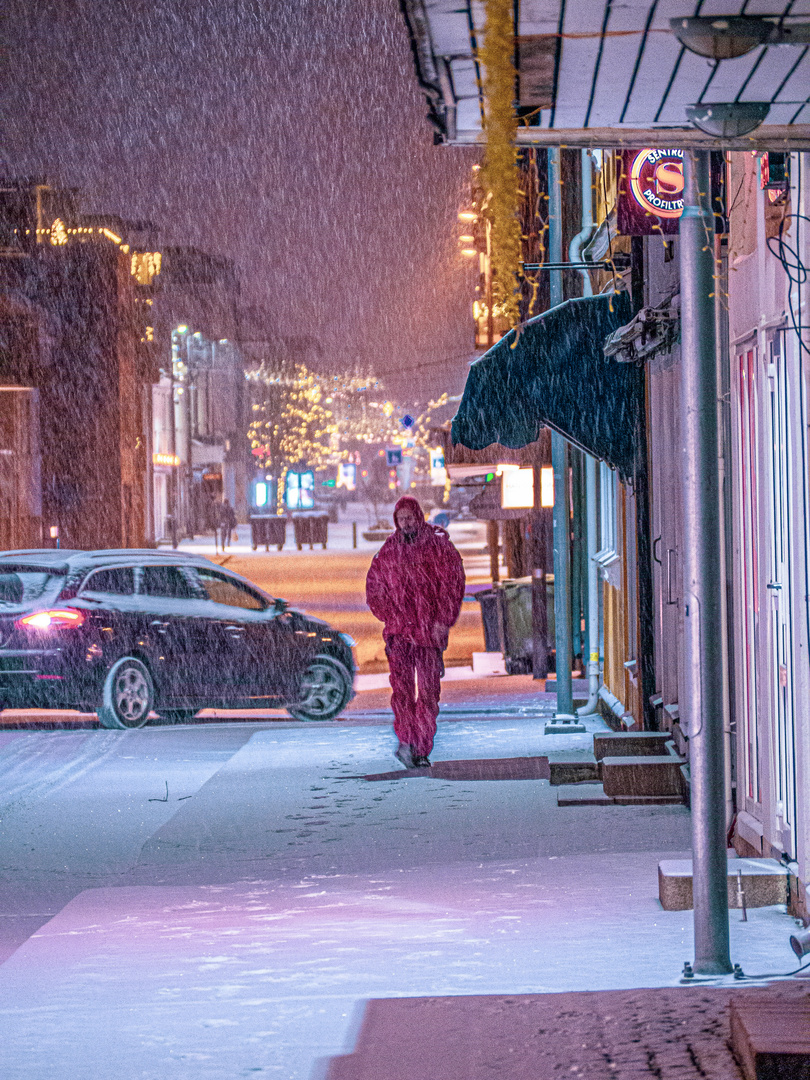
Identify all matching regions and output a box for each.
[450,292,642,483]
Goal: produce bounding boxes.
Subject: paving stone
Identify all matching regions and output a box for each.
[326,984,810,1079]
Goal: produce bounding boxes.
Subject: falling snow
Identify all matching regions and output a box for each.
[1,0,478,399]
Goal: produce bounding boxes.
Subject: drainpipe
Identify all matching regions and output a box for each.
[679,150,732,975]
[569,149,594,299]
[571,149,602,717]
[548,148,574,718]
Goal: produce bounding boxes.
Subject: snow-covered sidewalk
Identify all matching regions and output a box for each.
[0,716,799,1079]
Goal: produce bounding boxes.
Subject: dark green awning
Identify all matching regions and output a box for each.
[451,292,641,483]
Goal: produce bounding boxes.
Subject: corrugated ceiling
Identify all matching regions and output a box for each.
[405,0,810,147]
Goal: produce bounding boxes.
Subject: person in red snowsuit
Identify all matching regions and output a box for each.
[365,495,465,768]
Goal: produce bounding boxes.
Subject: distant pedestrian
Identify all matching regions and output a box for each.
[218,498,237,550]
[366,495,465,769]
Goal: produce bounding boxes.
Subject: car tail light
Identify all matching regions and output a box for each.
[16,609,86,631]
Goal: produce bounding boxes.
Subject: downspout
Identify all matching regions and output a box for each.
[573,149,602,716]
[548,148,574,719]
[569,149,594,299]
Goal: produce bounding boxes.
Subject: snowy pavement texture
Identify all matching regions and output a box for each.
[0,717,799,1079]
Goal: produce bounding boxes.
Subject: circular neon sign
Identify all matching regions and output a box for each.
[629,149,685,220]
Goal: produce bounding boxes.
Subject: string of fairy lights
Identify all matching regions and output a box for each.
[246,362,452,509]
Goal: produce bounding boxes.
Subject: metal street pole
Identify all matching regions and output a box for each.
[168,361,179,550]
[548,147,574,716]
[184,336,195,539]
[531,463,549,679]
[679,150,731,974]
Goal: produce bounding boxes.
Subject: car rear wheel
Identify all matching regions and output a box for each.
[98,657,154,730]
[286,654,353,722]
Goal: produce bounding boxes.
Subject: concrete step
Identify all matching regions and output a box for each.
[658,857,788,911]
[593,730,673,760]
[548,760,600,785]
[601,753,685,797]
[556,782,615,806]
[730,995,810,1080]
[556,782,685,807]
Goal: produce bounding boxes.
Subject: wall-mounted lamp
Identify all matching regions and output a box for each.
[671,16,810,60]
[685,101,770,138]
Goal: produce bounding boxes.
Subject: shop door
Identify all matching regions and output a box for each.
[765,331,797,856]
[736,346,763,809]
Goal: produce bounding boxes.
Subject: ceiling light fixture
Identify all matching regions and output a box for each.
[671,16,810,60]
[685,101,771,138]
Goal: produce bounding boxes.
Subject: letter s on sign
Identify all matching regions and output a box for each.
[654,161,684,197]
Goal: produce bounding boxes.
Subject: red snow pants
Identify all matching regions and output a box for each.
[385,637,444,757]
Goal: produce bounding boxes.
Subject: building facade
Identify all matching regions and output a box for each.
[150,246,248,541]
[400,2,810,929]
[0,182,151,549]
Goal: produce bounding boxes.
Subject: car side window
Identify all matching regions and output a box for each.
[81,567,135,595]
[141,565,198,600]
[195,569,265,611]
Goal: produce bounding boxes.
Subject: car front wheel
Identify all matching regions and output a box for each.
[98,657,154,730]
[286,654,352,722]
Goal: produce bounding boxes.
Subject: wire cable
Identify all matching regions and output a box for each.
[733,956,810,980]
[767,211,810,358]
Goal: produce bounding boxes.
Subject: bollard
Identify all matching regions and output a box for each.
[352,521,357,549]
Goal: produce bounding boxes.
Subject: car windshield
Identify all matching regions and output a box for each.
[0,570,65,608]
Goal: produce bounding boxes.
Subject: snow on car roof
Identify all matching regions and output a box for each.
[0,549,219,569]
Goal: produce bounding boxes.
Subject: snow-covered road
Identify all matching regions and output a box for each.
[0,714,798,1078]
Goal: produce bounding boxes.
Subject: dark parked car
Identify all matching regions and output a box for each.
[0,549,356,728]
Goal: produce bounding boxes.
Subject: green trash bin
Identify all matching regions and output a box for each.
[473,588,502,653]
[500,577,533,674]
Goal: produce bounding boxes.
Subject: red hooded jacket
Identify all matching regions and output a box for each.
[365,495,466,649]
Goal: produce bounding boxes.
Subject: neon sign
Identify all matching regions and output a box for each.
[629,149,685,219]
[618,148,727,237]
